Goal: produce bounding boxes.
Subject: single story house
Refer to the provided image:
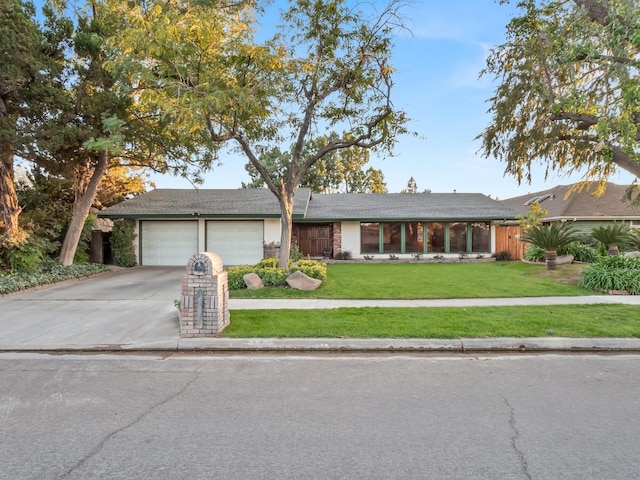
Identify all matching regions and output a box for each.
[500,183,640,235]
[98,188,518,266]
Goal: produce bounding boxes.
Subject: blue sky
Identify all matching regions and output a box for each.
[149,0,636,198]
[32,0,637,198]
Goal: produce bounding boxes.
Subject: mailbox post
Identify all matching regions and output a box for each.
[179,252,230,337]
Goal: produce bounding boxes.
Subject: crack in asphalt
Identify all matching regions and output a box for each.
[56,373,199,479]
[502,395,533,480]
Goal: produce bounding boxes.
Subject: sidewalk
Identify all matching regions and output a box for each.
[2,294,640,353]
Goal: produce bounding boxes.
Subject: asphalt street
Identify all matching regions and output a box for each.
[1,352,639,480]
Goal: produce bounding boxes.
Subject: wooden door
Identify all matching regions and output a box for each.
[296,224,331,257]
[495,225,525,260]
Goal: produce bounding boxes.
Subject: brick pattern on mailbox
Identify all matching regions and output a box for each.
[179,252,230,337]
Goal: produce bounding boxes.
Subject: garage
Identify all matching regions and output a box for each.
[140,221,198,266]
[206,221,264,266]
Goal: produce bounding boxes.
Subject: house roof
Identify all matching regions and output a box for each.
[99,188,517,221]
[303,192,516,221]
[500,183,640,220]
[99,188,311,219]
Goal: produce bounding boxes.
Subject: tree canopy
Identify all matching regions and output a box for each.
[479,0,640,197]
[110,0,410,267]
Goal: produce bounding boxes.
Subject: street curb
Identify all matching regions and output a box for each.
[3,337,640,354]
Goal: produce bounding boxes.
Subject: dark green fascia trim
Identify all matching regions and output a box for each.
[302,216,515,222]
[98,213,282,219]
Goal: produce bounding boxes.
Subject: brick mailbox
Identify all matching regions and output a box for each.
[179,252,230,337]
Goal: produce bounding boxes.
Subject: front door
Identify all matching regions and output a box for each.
[295,224,331,257]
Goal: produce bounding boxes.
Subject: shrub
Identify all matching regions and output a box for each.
[493,250,512,261]
[578,256,640,294]
[7,238,46,274]
[256,267,286,286]
[226,265,255,290]
[334,250,352,260]
[524,244,545,262]
[290,244,303,262]
[591,223,631,255]
[289,259,327,281]
[257,257,279,268]
[558,241,597,263]
[110,220,137,267]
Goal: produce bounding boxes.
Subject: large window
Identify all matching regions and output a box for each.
[472,222,490,252]
[405,222,424,253]
[361,221,491,254]
[449,222,468,252]
[360,223,380,253]
[383,222,402,253]
[428,222,445,253]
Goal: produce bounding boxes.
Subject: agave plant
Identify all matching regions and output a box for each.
[520,223,578,270]
[591,223,631,256]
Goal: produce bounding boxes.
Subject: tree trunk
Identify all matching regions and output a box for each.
[0,138,23,244]
[545,250,557,271]
[607,245,620,256]
[277,190,295,271]
[58,151,109,266]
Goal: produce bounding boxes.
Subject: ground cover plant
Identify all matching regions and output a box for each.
[224,304,640,338]
[579,256,640,294]
[230,262,590,299]
[0,261,109,295]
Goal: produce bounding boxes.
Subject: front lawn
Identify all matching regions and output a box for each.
[230,262,591,299]
[225,304,640,338]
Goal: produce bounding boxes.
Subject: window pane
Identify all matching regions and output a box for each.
[472,222,490,252]
[383,222,402,253]
[427,222,445,253]
[449,222,467,253]
[360,223,379,253]
[405,222,424,253]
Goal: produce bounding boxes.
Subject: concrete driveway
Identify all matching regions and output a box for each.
[0,267,185,350]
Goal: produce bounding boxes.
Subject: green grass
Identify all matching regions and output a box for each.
[225,305,640,338]
[230,262,590,299]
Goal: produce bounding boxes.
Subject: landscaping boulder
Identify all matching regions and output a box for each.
[286,270,322,291]
[624,251,640,258]
[556,254,574,265]
[243,272,264,289]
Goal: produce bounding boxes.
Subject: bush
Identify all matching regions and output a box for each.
[110,220,137,267]
[7,239,46,274]
[289,259,327,281]
[290,244,303,262]
[226,265,255,290]
[257,257,279,268]
[334,250,352,260]
[493,250,512,261]
[558,241,597,263]
[524,244,546,262]
[256,267,285,286]
[578,256,640,294]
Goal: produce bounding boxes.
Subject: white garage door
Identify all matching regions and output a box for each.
[141,221,198,266]
[206,221,264,266]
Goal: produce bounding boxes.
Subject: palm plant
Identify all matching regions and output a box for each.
[520,223,578,270]
[591,223,631,256]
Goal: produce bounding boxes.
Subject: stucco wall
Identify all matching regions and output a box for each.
[341,222,362,257]
[263,218,281,244]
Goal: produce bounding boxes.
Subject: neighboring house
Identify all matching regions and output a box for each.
[501,183,640,235]
[98,188,517,266]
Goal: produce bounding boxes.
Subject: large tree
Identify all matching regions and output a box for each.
[0,1,71,249]
[30,0,215,265]
[479,0,640,195]
[111,0,409,268]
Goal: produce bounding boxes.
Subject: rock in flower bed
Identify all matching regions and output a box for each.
[0,262,110,295]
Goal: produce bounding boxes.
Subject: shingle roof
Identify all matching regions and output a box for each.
[99,188,517,221]
[500,183,640,219]
[304,192,517,221]
[99,188,311,218]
